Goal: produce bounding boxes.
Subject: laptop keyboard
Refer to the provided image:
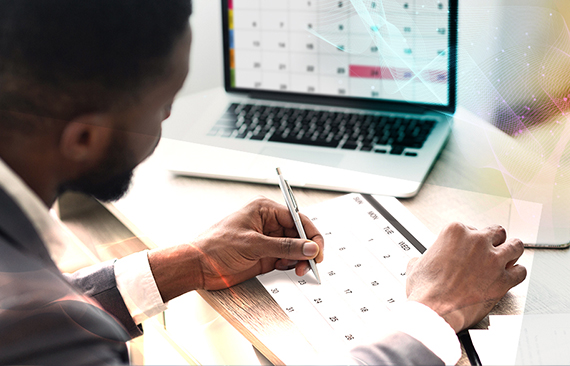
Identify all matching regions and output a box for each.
[208,103,436,156]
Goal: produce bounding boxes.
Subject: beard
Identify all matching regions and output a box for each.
[59,134,138,203]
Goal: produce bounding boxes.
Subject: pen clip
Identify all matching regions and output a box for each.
[285,179,299,212]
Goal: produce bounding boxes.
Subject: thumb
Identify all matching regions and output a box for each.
[255,235,320,260]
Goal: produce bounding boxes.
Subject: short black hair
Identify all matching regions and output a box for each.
[0,0,192,130]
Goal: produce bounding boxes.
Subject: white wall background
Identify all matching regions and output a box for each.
[178,0,224,97]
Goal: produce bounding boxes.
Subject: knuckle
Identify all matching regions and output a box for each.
[406,257,418,270]
[443,221,466,234]
[248,195,269,207]
[504,238,524,255]
[278,237,295,257]
[491,223,505,232]
[496,225,507,237]
[313,233,324,245]
[512,238,524,251]
[447,221,465,230]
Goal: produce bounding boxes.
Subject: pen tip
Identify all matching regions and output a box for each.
[276,167,281,175]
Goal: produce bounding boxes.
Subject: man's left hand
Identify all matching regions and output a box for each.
[148,196,324,302]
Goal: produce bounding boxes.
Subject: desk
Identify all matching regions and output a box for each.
[58,88,570,365]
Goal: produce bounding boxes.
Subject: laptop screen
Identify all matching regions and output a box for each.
[223,0,457,112]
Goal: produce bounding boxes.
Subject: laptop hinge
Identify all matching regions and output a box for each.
[245,91,446,115]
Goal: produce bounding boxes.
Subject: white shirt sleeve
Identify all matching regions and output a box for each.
[391,301,462,365]
[114,250,168,325]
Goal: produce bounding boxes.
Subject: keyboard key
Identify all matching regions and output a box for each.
[216,104,437,153]
[250,133,266,140]
[377,135,389,145]
[390,146,405,155]
[342,141,359,150]
[269,134,339,148]
[215,118,237,127]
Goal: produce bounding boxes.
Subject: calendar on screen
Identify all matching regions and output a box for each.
[257,193,434,355]
[227,0,451,106]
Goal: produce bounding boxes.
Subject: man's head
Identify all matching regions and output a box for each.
[0,0,193,204]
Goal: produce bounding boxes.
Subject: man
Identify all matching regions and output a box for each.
[0,1,526,365]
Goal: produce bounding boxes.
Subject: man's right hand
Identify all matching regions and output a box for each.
[405,222,527,333]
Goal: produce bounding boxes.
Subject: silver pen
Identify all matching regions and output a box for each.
[276,168,321,284]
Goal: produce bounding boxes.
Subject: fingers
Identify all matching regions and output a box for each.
[479,228,526,285]
[479,224,507,246]
[274,259,298,270]
[506,264,527,287]
[259,236,320,276]
[299,213,325,262]
[496,238,526,284]
[251,235,320,262]
[491,236,526,289]
[294,261,310,276]
[496,237,524,262]
[250,196,325,262]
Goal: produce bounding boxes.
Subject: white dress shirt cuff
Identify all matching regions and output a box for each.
[114,250,168,325]
[392,301,462,365]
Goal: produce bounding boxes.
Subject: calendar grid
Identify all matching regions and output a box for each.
[229,0,450,104]
[258,193,428,353]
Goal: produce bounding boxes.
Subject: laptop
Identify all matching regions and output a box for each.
[164,0,457,197]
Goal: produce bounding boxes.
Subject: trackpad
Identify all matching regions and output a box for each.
[260,147,343,168]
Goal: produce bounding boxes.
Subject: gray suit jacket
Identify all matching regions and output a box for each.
[0,186,444,365]
[0,187,138,365]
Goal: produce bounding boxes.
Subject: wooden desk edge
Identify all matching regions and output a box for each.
[198,278,318,365]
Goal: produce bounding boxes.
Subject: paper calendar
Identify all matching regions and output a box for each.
[257,193,435,356]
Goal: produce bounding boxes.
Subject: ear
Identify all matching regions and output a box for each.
[59,115,114,166]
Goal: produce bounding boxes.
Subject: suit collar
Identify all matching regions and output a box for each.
[0,186,55,267]
[0,158,73,267]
